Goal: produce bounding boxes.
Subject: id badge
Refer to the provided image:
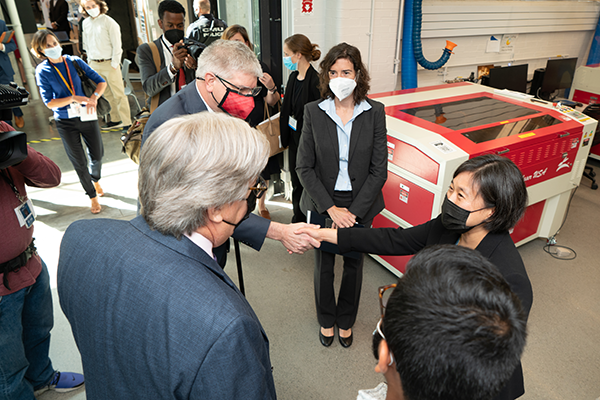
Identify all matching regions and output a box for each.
[67,103,81,119]
[14,198,36,229]
[79,105,98,122]
[288,116,298,131]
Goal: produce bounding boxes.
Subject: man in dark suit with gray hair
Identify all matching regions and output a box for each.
[58,112,277,399]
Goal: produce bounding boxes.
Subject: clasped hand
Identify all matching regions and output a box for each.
[327,206,356,228]
[72,95,97,114]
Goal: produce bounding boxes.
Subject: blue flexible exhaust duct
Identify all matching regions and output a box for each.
[587,14,600,65]
[401,0,457,89]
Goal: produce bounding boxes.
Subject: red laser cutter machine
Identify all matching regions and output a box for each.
[369,82,598,276]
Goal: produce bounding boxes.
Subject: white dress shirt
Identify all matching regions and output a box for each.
[160,35,177,96]
[39,0,52,28]
[82,13,123,69]
[184,231,215,260]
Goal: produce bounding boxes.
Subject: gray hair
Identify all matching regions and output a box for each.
[139,112,269,239]
[196,39,263,81]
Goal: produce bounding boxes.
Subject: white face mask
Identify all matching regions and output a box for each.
[44,45,63,60]
[329,77,357,101]
[87,7,100,18]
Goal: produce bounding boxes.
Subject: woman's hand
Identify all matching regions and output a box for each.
[295,227,338,245]
[85,95,98,114]
[327,206,356,228]
[259,72,276,92]
[71,95,89,104]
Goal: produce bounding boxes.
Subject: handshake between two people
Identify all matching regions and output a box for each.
[274,205,354,254]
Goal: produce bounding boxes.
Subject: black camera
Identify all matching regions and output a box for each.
[0,83,30,169]
[181,37,207,61]
[0,131,27,169]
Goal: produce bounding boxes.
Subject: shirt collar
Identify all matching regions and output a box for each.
[196,83,215,112]
[318,97,372,124]
[184,230,215,259]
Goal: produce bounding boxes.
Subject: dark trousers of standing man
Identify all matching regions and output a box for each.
[314,191,372,330]
[55,118,103,198]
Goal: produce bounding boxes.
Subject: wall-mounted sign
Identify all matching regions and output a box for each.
[302,0,313,14]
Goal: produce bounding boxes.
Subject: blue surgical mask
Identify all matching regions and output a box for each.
[283,56,298,71]
[44,45,63,60]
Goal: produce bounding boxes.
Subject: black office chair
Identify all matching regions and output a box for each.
[582,105,600,190]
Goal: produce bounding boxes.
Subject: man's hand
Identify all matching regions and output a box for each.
[51,22,58,29]
[327,206,356,228]
[267,222,321,254]
[184,55,197,71]
[172,41,187,70]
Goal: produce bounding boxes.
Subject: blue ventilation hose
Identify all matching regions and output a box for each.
[412,0,455,70]
[401,0,418,89]
[587,14,600,65]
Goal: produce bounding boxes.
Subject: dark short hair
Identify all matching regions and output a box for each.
[158,0,186,20]
[318,42,370,104]
[374,245,527,400]
[453,154,528,233]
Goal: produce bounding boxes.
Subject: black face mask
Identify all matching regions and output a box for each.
[223,191,257,228]
[440,196,489,234]
[164,29,184,45]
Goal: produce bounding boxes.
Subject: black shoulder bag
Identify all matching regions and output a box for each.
[71,59,111,117]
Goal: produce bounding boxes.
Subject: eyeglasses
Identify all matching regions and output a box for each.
[250,176,267,199]
[216,75,262,97]
[378,283,397,319]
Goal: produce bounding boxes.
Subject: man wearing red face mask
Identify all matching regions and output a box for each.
[142,39,319,266]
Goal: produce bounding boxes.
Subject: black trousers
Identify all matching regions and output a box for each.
[288,139,306,223]
[314,191,371,330]
[55,118,104,198]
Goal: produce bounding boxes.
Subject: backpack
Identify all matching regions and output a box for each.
[120,42,161,164]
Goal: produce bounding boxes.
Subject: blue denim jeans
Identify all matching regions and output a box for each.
[0,260,55,400]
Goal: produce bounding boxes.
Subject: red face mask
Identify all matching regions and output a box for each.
[212,87,255,120]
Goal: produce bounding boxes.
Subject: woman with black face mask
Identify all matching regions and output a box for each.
[298,154,533,400]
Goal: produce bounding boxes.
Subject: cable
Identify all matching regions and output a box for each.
[543,186,578,260]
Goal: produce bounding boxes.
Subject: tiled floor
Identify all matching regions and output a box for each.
[14,83,600,399]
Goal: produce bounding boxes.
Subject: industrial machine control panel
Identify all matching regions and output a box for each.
[369,82,597,275]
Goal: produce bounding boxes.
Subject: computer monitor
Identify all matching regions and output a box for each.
[540,57,577,93]
[486,64,528,93]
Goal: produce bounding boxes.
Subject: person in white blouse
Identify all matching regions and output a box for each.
[81,0,132,130]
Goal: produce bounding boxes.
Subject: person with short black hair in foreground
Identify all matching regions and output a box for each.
[360,245,527,400]
[299,154,533,400]
[58,113,276,399]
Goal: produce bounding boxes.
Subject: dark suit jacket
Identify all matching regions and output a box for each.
[49,0,70,34]
[296,98,388,222]
[279,65,320,148]
[136,38,196,108]
[142,83,271,253]
[58,216,276,399]
[338,215,533,400]
[0,20,16,84]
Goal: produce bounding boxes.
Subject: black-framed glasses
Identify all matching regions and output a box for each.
[216,75,262,97]
[250,176,267,199]
[378,283,397,319]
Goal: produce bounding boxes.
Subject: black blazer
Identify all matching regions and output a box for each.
[49,0,70,34]
[280,65,321,148]
[338,215,533,400]
[136,38,197,109]
[296,98,388,222]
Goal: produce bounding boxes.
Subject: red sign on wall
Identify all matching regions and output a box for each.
[302,0,313,14]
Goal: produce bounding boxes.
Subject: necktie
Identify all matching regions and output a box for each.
[177,68,186,91]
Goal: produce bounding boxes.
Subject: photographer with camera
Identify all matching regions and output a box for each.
[0,122,84,398]
[136,0,198,110]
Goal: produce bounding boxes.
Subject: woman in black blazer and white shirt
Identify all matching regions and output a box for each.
[280,34,321,223]
[296,43,388,348]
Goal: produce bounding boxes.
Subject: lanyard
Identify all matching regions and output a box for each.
[1,169,26,203]
[50,59,75,96]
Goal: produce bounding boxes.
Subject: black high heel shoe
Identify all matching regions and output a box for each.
[339,329,353,348]
[319,328,334,347]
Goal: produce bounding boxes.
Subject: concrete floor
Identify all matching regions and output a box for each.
[15,82,600,400]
